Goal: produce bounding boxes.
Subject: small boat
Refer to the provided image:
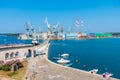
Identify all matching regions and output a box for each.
[32,39,39,45]
[63,63,73,67]
[102,72,113,78]
[53,57,61,60]
[61,53,69,57]
[89,69,98,74]
[57,58,70,64]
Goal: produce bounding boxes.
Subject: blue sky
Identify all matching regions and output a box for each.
[0,0,120,33]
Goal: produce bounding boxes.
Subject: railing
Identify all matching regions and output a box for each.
[0,39,49,50]
[0,44,33,50]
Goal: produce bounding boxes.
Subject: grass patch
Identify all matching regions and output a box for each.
[0,61,28,80]
[8,61,28,80]
[8,71,18,77]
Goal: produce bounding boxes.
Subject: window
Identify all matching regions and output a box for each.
[5,53,9,60]
[15,52,19,57]
[10,52,14,59]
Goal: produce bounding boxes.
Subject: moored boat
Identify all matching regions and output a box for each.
[61,53,69,57]
[53,57,61,60]
[32,39,39,45]
[63,63,73,67]
[57,58,70,64]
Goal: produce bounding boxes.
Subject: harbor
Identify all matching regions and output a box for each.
[0,0,120,80]
[24,40,117,80]
[0,38,119,80]
[0,21,120,79]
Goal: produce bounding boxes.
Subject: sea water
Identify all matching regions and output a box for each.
[1,35,120,78]
[0,35,43,45]
[48,38,120,79]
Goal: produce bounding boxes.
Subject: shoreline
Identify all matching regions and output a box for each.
[46,43,117,80]
[24,42,117,80]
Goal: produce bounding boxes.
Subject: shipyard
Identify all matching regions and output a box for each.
[18,18,114,41]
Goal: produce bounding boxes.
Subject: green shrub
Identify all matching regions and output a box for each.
[4,66,11,71]
[2,65,5,70]
[8,71,18,77]
[17,62,23,69]
[0,64,3,70]
[2,64,11,71]
[0,61,23,72]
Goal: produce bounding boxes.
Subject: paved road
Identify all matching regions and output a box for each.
[24,55,117,80]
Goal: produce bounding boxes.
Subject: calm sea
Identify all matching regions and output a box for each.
[48,38,120,79]
[0,35,120,78]
[0,35,43,45]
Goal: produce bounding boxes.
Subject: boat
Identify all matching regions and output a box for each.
[57,58,70,64]
[32,39,39,45]
[53,57,61,60]
[89,69,98,74]
[63,63,73,67]
[61,53,69,57]
[102,72,113,78]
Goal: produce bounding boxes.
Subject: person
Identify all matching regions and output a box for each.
[91,71,93,74]
[102,74,107,80]
[102,74,106,78]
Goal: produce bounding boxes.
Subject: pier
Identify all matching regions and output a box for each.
[24,42,117,80]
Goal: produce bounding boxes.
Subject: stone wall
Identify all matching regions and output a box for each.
[0,40,49,63]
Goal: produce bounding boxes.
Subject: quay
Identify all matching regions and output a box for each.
[0,40,118,80]
[24,41,117,80]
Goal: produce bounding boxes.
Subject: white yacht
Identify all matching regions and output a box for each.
[57,58,70,64]
[61,53,69,57]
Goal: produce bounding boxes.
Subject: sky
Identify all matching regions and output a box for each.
[0,0,120,33]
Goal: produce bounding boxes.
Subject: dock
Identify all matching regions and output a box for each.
[24,43,117,80]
